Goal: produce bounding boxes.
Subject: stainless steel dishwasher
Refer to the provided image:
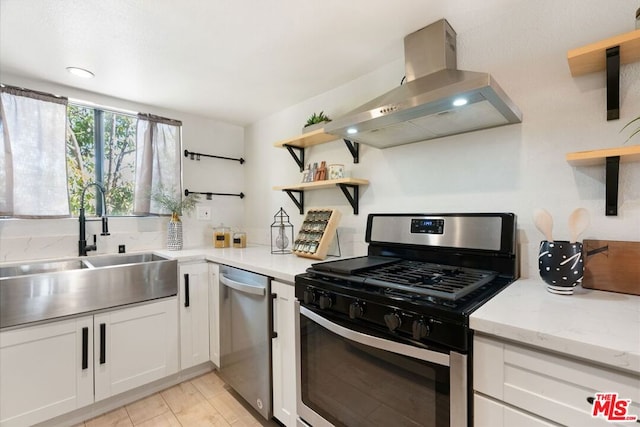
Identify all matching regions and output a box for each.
[218,265,272,420]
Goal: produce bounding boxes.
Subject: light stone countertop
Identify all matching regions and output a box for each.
[154,244,320,284]
[470,278,640,375]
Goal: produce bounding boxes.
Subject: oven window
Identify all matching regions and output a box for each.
[300,315,451,427]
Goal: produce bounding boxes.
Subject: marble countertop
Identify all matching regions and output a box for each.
[154,245,320,284]
[470,278,640,375]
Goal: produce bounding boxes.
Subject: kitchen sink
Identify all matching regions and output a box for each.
[0,252,177,329]
[0,259,90,278]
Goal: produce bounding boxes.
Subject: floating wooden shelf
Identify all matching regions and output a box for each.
[274,128,359,171]
[567,29,640,77]
[273,178,369,215]
[566,145,640,216]
[566,145,640,166]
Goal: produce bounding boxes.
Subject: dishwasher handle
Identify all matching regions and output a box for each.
[220,274,266,296]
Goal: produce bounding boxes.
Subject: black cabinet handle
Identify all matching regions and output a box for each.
[82,327,89,370]
[184,273,190,308]
[99,323,106,364]
[271,293,278,339]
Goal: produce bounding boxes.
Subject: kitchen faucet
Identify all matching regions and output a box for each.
[79,182,110,256]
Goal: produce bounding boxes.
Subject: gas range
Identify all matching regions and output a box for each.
[295,213,518,353]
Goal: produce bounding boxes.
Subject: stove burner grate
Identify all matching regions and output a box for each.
[354,260,498,301]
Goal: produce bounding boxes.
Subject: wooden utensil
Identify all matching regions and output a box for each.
[533,208,554,241]
[568,208,590,243]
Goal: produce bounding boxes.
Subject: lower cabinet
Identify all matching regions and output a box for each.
[208,262,220,367]
[272,280,297,427]
[179,261,210,369]
[473,334,640,427]
[0,298,178,427]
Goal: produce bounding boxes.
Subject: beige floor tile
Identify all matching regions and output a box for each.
[125,393,170,425]
[207,390,256,425]
[191,371,227,399]
[133,411,181,427]
[160,381,207,414]
[85,407,133,427]
[174,401,230,427]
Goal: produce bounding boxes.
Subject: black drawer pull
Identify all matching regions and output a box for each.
[184,273,190,308]
[81,327,89,370]
[99,323,106,364]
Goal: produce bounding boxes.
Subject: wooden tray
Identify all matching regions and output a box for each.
[293,208,341,260]
[582,240,640,295]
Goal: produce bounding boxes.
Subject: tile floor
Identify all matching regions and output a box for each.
[77,371,281,427]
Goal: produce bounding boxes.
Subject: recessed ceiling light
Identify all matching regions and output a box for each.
[347,127,358,135]
[66,67,95,79]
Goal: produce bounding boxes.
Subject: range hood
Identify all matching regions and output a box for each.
[324,19,522,148]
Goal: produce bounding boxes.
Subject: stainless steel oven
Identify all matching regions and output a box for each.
[294,213,518,427]
[296,303,466,427]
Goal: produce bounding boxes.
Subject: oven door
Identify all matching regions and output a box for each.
[296,303,467,427]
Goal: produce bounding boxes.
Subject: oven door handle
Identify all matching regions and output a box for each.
[300,306,450,367]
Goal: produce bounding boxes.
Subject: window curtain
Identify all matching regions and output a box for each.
[0,85,70,217]
[133,113,182,215]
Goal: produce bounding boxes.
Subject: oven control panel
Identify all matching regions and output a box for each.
[410,218,444,234]
[297,281,469,352]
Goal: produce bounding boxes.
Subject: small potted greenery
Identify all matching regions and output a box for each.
[151,186,200,250]
[303,111,331,133]
[621,115,640,144]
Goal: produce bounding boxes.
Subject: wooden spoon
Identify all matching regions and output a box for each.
[533,208,554,242]
[568,208,589,243]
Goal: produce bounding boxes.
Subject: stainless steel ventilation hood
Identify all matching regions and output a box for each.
[324,19,522,148]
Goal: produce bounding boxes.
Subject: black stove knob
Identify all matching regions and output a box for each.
[384,313,402,332]
[318,294,333,310]
[412,319,431,340]
[349,302,364,319]
[303,289,316,305]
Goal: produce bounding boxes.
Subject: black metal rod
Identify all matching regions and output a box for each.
[184,273,190,308]
[606,46,620,121]
[184,149,244,164]
[337,184,359,215]
[184,189,245,199]
[82,327,89,370]
[283,190,304,214]
[343,139,360,163]
[605,156,620,216]
[99,323,106,365]
[283,144,305,172]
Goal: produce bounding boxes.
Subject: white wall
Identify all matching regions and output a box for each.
[244,1,640,279]
[0,75,245,262]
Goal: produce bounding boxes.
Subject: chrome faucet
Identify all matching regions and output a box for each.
[79,182,110,256]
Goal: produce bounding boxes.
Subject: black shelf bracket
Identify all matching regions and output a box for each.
[605,156,620,216]
[606,46,620,121]
[343,139,359,163]
[283,144,305,172]
[282,190,304,214]
[337,183,360,215]
[184,149,245,164]
[184,189,245,200]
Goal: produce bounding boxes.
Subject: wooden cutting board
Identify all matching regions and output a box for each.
[582,240,640,295]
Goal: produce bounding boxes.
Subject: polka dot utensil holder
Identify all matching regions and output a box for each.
[538,240,584,295]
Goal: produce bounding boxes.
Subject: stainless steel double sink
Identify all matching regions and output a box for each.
[0,253,177,329]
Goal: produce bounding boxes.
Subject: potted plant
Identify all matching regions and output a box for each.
[621,115,640,144]
[303,111,331,133]
[151,186,200,250]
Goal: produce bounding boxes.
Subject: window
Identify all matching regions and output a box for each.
[1,85,182,218]
[66,104,137,216]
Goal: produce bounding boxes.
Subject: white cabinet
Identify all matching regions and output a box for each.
[272,280,297,427]
[0,317,94,427]
[0,298,178,427]
[208,262,220,367]
[179,262,210,369]
[94,299,178,401]
[473,334,640,427]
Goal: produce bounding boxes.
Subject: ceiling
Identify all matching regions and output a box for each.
[1,0,517,126]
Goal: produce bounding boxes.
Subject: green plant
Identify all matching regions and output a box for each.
[621,115,640,144]
[151,186,200,216]
[305,111,331,127]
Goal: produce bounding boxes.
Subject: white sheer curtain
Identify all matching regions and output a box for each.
[0,86,69,217]
[133,114,182,215]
